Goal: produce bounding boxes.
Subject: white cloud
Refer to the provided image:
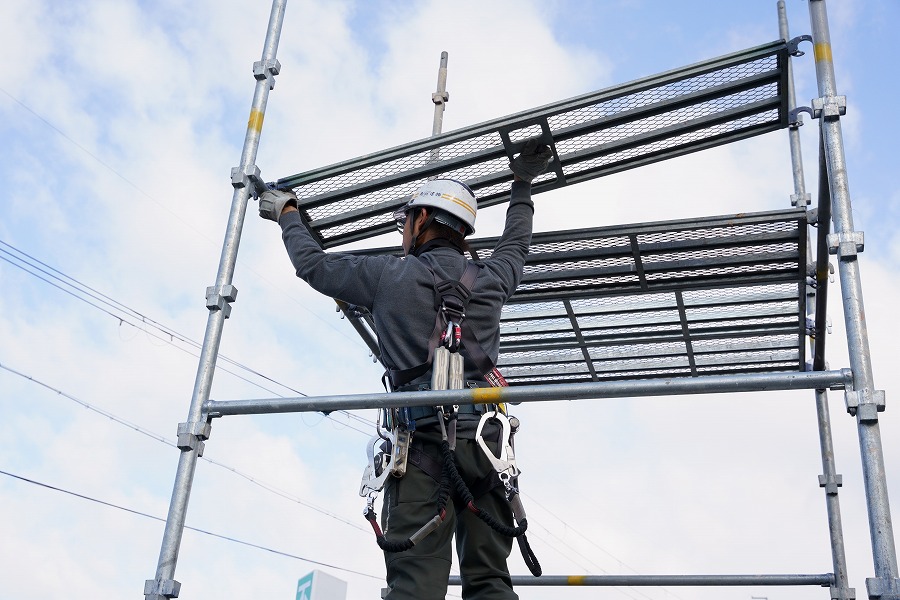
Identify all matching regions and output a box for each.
[1,1,898,599]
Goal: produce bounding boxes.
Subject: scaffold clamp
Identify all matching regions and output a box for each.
[866,577,900,600]
[253,58,281,89]
[144,577,181,599]
[791,192,812,207]
[807,207,820,224]
[818,473,843,495]
[812,95,847,120]
[844,389,885,422]
[830,585,856,600]
[177,420,212,453]
[206,285,238,318]
[230,164,266,196]
[432,91,449,105]
[827,231,864,259]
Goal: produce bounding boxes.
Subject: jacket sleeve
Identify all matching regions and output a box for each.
[483,180,534,298]
[278,210,387,309]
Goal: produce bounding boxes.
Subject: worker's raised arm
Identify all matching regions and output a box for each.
[483,139,554,297]
[259,189,387,308]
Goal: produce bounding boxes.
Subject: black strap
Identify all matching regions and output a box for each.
[407,444,444,483]
[517,532,542,576]
[469,471,503,500]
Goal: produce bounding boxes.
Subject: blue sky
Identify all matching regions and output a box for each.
[1,1,898,599]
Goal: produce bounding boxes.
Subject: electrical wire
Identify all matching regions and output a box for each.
[2,360,665,588]
[0,74,650,591]
[0,361,367,533]
[522,492,686,600]
[0,240,375,435]
[0,85,368,353]
[0,468,381,581]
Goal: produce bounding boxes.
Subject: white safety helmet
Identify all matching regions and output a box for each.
[394,178,477,236]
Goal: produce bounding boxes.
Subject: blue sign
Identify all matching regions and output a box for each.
[296,571,314,600]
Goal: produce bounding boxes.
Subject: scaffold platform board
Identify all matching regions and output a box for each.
[276,40,790,249]
[350,207,809,385]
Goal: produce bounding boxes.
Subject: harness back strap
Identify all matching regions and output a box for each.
[387,262,483,390]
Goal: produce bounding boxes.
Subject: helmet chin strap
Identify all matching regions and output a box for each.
[408,209,437,256]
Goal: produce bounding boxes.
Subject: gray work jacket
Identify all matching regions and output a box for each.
[278,181,534,382]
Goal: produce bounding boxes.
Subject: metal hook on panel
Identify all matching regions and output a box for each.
[789,106,815,128]
[787,34,813,56]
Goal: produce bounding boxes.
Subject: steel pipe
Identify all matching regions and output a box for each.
[779,3,852,597]
[807,0,900,590]
[145,2,287,598]
[448,574,834,587]
[205,370,851,417]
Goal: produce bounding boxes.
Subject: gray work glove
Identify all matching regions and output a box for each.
[510,137,554,183]
[258,189,298,222]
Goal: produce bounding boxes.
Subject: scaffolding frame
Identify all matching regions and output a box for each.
[145,1,898,599]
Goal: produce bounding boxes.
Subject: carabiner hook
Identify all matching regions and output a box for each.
[475,411,520,486]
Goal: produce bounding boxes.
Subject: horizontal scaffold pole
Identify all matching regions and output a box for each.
[448,574,835,587]
[205,369,851,417]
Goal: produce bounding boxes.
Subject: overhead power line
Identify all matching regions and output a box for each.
[1,79,656,595]
[0,468,381,581]
[1,361,665,590]
[0,361,367,532]
[0,91,668,586]
[0,85,368,352]
[0,239,375,434]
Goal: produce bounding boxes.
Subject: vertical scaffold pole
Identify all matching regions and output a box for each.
[144,2,287,599]
[779,1,810,211]
[807,2,900,599]
[431,51,450,138]
[429,51,450,164]
[779,4,851,599]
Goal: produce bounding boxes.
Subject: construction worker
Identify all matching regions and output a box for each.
[259,138,553,600]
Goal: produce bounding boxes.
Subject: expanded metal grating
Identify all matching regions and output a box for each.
[489,209,808,384]
[276,41,790,248]
[347,209,810,386]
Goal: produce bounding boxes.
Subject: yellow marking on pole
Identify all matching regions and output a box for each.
[248,109,265,132]
[814,43,832,63]
[473,387,503,404]
[568,575,587,585]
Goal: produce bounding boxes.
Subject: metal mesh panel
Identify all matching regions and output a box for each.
[546,55,779,130]
[564,110,778,176]
[492,209,807,384]
[638,221,797,244]
[315,41,804,386]
[554,86,778,154]
[277,41,789,248]
[351,209,807,385]
[296,132,504,203]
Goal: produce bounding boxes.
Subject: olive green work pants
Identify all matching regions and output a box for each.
[381,421,517,600]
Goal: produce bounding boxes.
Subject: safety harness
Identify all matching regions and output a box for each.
[384,261,507,391]
[360,254,541,576]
